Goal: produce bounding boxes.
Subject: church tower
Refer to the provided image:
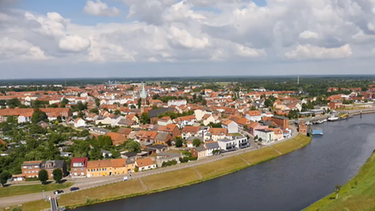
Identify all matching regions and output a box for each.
[140,83,147,113]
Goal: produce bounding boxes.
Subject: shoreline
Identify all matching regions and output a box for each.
[3,134,311,211]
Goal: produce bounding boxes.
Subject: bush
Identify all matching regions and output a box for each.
[162,160,178,167]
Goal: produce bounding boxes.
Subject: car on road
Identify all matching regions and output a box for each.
[53,190,64,195]
[123,176,129,181]
[70,187,79,192]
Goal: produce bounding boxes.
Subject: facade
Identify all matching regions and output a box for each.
[136,158,157,171]
[70,157,88,178]
[247,122,268,136]
[156,152,180,166]
[245,111,262,122]
[254,129,275,144]
[74,118,86,128]
[204,142,220,156]
[21,161,43,178]
[221,120,239,134]
[191,146,207,160]
[154,133,172,145]
[167,100,187,107]
[208,128,228,142]
[217,139,236,151]
[86,159,129,177]
[158,124,181,138]
[181,126,200,139]
[234,137,250,149]
[271,116,290,129]
[298,121,307,135]
[42,160,68,178]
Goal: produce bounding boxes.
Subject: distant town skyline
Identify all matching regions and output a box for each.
[1,0,375,78]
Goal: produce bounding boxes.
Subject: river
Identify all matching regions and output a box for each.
[74,114,375,211]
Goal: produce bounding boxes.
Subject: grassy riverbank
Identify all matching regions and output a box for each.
[0,183,73,198]
[304,151,375,211]
[2,134,311,211]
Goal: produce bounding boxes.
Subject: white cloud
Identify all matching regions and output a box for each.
[299,31,319,39]
[168,26,209,49]
[59,35,91,52]
[285,44,352,60]
[84,0,121,17]
[0,37,47,60]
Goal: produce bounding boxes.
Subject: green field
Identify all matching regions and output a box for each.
[0,182,73,198]
[1,134,312,211]
[304,152,375,211]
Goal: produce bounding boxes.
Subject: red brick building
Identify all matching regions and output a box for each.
[71,157,88,178]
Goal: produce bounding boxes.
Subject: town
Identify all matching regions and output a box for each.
[0,79,374,189]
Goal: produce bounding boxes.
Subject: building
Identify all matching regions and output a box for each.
[271,128,284,141]
[247,122,268,136]
[254,129,275,144]
[135,158,157,171]
[329,101,343,110]
[156,152,180,166]
[74,118,86,128]
[107,132,127,146]
[173,115,196,128]
[158,124,181,138]
[149,108,176,125]
[86,159,129,177]
[208,128,228,141]
[234,137,250,149]
[299,121,307,136]
[245,110,262,122]
[167,100,187,107]
[70,157,88,178]
[154,133,172,145]
[181,126,200,139]
[204,141,220,156]
[217,139,236,151]
[191,146,207,160]
[157,116,173,126]
[42,160,68,178]
[271,116,290,129]
[21,161,43,178]
[221,120,238,134]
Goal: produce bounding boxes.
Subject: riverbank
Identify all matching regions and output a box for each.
[304,150,375,211]
[2,134,311,211]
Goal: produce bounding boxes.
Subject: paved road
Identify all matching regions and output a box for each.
[0,127,299,208]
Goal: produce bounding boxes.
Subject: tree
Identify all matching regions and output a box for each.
[202,99,207,106]
[250,106,257,111]
[254,135,258,140]
[137,98,142,109]
[140,112,150,124]
[7,98,20,108]
[175,138,183,147]
[124,140,141,153]
[95,98,100,107]
[264,99,273,108]
[38,169,48,184]
[31,109,48,123]
[0,171,11,187]
[60,98,69,107]
[130,105,136,109]
[114,110,121,115]
[335,185,342,199]
[52,168,63,183]
[90,108,99,114]
[193,139,201,147]
[90,147,102,160]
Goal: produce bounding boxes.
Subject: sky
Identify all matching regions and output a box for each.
[1,0,375,78]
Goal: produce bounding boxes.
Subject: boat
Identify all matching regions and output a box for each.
[310,127,323,135]
[327,115,339,121]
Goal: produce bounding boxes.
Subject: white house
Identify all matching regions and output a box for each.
[157,116,173,126]
[245,111,262,122]
[217,139,236,151]
[74,118,86,128]
[174,115,196,128]
[167,100,187,107]
[234,137,250,149]
[203,114,216,126]
[204,142,220,156]
[95,116,112,125]
[194,109,212,121]
[254,129,275,144]
[221,120,238,134]
[136,158,157,172]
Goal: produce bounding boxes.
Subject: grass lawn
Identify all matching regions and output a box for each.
[229,133,243,137]
[195,156,248,179]
[240,147,280,165]
[0,182,73,198]
[272,140,302,154]
[142,168,200,190]
[294,134,312,146]
[304,152,375,211]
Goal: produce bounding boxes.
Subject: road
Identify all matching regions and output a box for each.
[0,126,298,208]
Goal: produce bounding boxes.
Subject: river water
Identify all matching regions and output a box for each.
[74,115,375,211]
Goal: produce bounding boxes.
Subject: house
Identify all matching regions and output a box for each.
[126,113,139,124]
[101,149,113,158]
[194,109,211,121]
[158,124,181,138]
[70,157,88,178]
[95,116,112,125]
[234,137,250,149]
[146,144,169,154]
[191,146,207,160]
[156,152,180,166]
[154,133,172,145]
[181,126,200,139]
[86,159,129,177]
[74,118,86,128]
[202,114,216,126]
[208,128,228,141]
[204,141,220,156]
[135,131,158,143]
[245,110,262,122]
[117,128,132,138]
[107,132,127,146]
[149,108,176,124]
[174,115,196,128]
[270,116,290,129]
[11,174,26,182]
[217,139,236,151]
[254,129,275,144]
[283,128,293,139]
[270,128,284,141]
[157,116,173,126]
[221,120,238,134]
[21,161,43,178]
[247,122,268,136]
[136,158,157,171]
[41,160,68,178]
[329,101,343,110]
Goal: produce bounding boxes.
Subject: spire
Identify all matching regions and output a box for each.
[141,83,147,99]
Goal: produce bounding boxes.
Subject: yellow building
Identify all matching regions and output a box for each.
[86,159,134,177]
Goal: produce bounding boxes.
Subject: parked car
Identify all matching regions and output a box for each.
[53,190,64,195]
[123,176,128,181]
[70,187,79,192]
